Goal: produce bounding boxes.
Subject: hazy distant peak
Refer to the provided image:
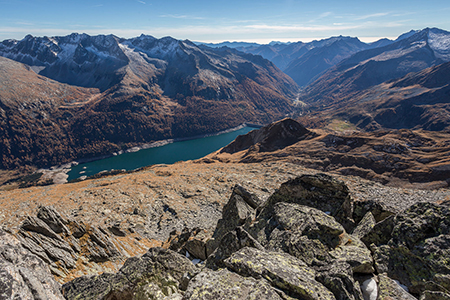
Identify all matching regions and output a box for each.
[268,41,292,46]
[196,41,262,49]
[395,29,420,41]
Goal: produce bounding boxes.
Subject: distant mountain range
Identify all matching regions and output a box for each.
[298,27,450,132]
[0,27,449,171]
[200,36,395,86]
[0,33,297,169]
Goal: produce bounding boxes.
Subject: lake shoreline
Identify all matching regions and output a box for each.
[39,123,261,184]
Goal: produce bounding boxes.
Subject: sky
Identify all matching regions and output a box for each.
[1,0,450,44]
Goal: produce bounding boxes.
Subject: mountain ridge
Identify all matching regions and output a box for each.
[0,33,298,170]
[301,27,450,106]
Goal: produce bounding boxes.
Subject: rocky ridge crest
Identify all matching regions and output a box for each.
[3,173,448,299]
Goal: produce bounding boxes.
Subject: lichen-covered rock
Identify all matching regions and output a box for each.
[352,212,376,239]
[258,174,354,231]
[435,274,450,291]
[370,202,450,297]
[247,202,344,266]
[168,227,212,260]
[377,273,417,300]
[353,199,396,224]
[316,261,364,300]
[183,268,284,300]
[373,244,434,295]
[206,227,264,269]
[329,234,374,274]
[62,247,198,300]
[184,229,210,261]
[391,202,450,249]
[420,291,450,300]
[224,247,336,300]
[207,185,260,254]
[232,184,264,209]
[0,229,64,300]
[360,215,395,247]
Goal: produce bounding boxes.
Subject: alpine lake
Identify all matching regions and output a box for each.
[67,126,257,181]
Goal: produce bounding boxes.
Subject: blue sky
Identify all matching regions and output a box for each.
[1,0,450,43]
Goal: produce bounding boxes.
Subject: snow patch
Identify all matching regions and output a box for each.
[361,278,378,300]
[85,46,115,59]
[429,31,450,51]
[58,43,78,62]
[429,30,450,60]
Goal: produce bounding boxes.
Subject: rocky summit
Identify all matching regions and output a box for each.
[1,170,450,299]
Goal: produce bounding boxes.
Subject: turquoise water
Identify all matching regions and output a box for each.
[67,126,256,181]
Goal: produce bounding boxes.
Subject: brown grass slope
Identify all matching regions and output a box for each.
[299,61,450,132]
[213,118,450,188]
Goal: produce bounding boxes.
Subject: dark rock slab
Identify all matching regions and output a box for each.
[207,184,260,254]
[316,261,364,300]
[377,273,418,300]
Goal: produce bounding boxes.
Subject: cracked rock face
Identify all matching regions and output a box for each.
[0,229,64,300]
[17,205,125,280]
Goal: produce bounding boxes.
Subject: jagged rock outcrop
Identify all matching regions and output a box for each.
[206,184,262,254]
[62,247,198,300]
[224,247,336,299]
[183,268,284,300]
[41,174,450,299]
[220,117,314,154]
[364,201,450,297]
[17,205,125,279]
[249,173,355,232]
[0,229,64,299]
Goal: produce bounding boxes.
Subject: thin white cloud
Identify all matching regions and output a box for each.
[307,11,335,24]
[0,20,409,43]
[319,12,333,19]
[244,24,361,32]
[160,14,204,20]
[15,21,34,26]
[354,12,390,20]
[137,0,146,4]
